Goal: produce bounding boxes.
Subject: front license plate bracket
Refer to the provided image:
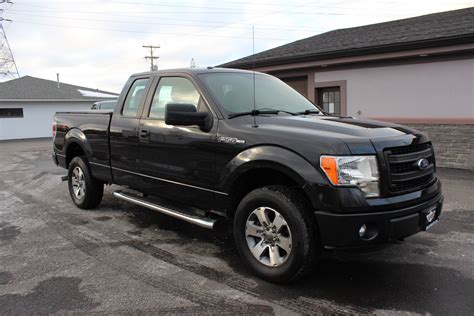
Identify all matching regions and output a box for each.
[421,205,438,231]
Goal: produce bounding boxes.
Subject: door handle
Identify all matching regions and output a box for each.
[139,128,150,139]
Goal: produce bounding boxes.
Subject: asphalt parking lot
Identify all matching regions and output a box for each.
[0,138,473,315]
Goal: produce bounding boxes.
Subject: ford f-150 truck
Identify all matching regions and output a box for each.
[53,68,443,283]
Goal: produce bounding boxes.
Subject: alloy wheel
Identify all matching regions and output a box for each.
[245,206,292,267]
[71,166,86,200]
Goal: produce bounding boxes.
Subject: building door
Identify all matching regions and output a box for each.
[317,87,341,115]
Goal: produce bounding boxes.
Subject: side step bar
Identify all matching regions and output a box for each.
[113,191,216,229]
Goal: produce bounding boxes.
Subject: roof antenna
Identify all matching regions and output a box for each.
[251,25,257,128]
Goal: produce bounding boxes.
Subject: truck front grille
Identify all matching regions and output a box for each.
[384,142,436,193]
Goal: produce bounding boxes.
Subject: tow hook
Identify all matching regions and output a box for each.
[61,175,68,182]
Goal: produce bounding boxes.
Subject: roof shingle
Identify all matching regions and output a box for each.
[220,7,474,68]
[0,76,119,100]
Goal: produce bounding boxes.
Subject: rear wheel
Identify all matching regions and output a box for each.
[234,186,319,283]
[68,156,103,209]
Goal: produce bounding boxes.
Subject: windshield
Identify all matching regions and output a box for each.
[199,72,321,115]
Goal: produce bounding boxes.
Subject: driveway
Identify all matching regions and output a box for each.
[0,139,472,315]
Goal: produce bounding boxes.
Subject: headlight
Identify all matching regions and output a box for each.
[320,155,380,197]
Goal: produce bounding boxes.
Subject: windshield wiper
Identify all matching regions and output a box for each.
[296,109,323,115]
[228,109,296,119]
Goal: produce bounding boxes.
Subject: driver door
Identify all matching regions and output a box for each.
[138,76,218,209]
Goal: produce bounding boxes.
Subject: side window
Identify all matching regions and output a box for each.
[149,77,205,119]
[122,78,149,117]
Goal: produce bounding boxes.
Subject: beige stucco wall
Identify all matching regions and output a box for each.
[314,58,474,118]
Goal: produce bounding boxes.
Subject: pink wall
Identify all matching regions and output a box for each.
[313,58,474,118]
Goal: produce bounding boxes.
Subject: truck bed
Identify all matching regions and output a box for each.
[53,111,113,182]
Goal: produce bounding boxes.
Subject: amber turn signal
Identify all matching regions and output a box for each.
[320,156,339,185]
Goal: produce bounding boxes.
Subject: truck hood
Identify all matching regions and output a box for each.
[259,115,414,137]
[255,115,426,154]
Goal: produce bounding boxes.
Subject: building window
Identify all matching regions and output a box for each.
[317,87,340,115]
[0,108,23,118]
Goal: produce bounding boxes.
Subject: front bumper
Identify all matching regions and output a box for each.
[315,192,443,248]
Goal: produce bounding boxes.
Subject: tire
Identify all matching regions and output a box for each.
[234,185,319,283]
[68,156,104,209]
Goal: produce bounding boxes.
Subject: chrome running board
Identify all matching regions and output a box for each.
[113,190,216,229]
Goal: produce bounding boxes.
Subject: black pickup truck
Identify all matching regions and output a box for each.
[53,68,443,283]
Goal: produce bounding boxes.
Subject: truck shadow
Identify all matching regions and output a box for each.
[102,192,473,315]
[258,260,473,315]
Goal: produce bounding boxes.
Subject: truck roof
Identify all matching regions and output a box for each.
[131,67,260,78]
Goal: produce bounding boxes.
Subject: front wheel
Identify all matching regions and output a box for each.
[234,186,319,283]
[68,156,103,209]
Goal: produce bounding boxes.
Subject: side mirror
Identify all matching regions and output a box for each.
[165,103,212,131]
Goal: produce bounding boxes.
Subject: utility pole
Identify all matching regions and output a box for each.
[142,44,159,71]
[0,0,20,80]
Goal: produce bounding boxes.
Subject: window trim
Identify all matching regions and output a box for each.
[143,75,214,121]
[0,108,24,118]
[314,80,347,116]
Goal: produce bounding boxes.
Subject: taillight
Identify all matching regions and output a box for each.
[52,122,57,139]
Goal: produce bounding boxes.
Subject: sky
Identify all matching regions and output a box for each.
[1,0,472,92]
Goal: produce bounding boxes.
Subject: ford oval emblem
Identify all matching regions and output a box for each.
[417,158,429,170]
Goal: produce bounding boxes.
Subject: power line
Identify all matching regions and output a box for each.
[8,3,403,17]
[9,19,289,40]
[143,44,159,71]
[17,0,473,10]
[5,8,312,26]
[10,2,469,35]
[11,1,472,21]
[5,11,331,32]
[7,1,469,64]
[114,0,473,6]
[109,1,347,14]
[8,8,346,16]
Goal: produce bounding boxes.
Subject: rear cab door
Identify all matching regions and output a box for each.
[109,75,153,187]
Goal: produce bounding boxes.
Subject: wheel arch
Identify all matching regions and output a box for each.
[221,145,326,218]
[64,128,92,168]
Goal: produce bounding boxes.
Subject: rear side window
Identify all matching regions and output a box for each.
[122,78,149,117]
